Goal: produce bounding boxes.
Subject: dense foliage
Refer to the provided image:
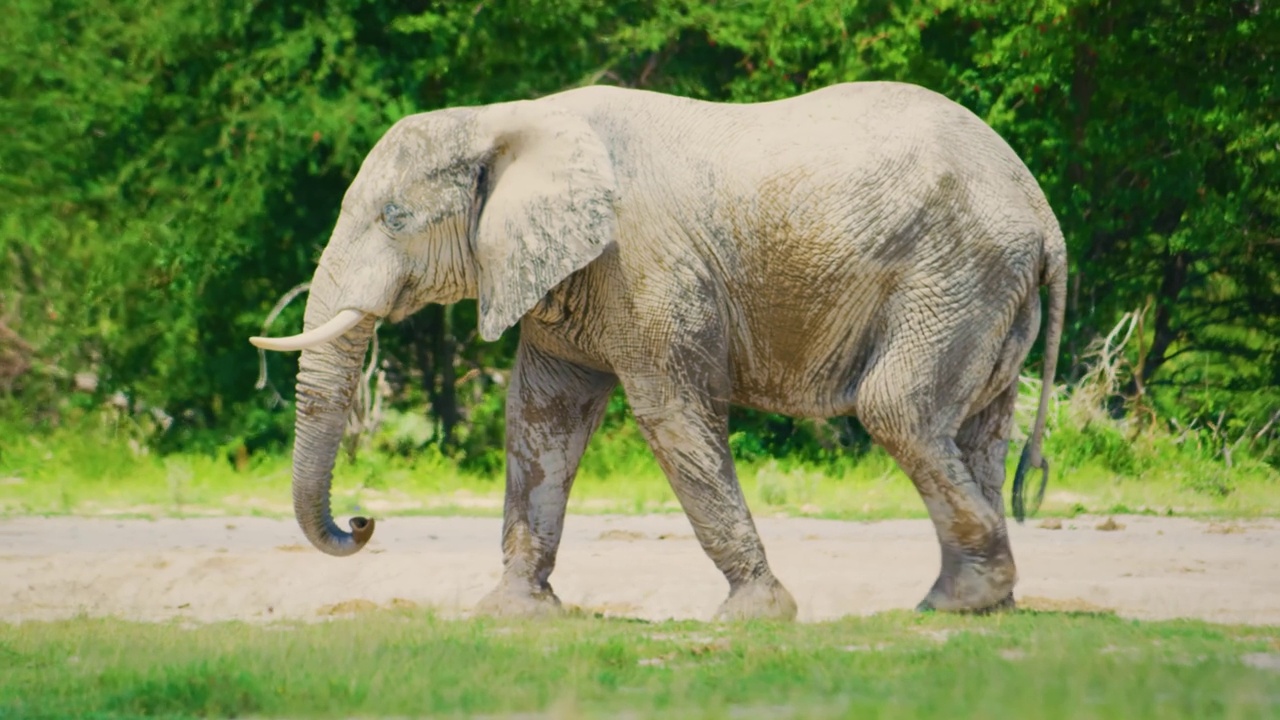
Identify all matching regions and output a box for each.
[2,0,1277,469]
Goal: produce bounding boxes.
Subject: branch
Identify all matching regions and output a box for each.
[636,52,661,88]
[253,282,311,404]
[0,316,34,389]
[1250,409,1280,451]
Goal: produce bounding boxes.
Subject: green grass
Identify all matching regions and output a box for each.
[1,407,1278,521]
[2,609,1277,719]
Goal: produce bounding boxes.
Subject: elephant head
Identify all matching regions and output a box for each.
[250,102,619,556]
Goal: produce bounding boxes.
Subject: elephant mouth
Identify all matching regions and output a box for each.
[249,308,368,352]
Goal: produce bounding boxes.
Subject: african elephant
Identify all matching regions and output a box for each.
[251,81,1067,620]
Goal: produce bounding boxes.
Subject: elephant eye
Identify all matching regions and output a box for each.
[381,202,409,232]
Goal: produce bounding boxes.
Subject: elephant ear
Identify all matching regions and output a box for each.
[471,101,619,341]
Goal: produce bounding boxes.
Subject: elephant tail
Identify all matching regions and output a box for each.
[1012,224,1068,523]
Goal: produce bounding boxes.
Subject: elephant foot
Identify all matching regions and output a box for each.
[474,581,565,619]
[918,591,1016,615]
[915,555,1016,613]
[714,575,798,622]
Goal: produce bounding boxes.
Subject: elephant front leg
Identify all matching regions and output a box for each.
[474,342,616,618]
[625,372,798,622]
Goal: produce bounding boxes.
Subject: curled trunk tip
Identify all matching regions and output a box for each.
[298,509,376,556]
[350,516,375,544]
[297,513,376,556]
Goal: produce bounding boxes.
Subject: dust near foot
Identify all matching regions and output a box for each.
[1,515,1277,625]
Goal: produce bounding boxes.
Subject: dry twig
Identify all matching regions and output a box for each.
[255,283,387,460]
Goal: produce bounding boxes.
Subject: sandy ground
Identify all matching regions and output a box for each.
[2,514,1278,626]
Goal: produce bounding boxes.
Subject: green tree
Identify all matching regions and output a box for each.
[2,0,1276,463]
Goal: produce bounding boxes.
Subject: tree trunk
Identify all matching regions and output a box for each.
[1066,5,1099,381]
[1137,250,1188,385]
[433,305,459,448]
[415,304,460,449]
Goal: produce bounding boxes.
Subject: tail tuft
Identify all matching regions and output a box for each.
[1011,444,1049,523]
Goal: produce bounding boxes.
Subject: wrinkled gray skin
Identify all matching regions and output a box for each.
[262,82,1067,620]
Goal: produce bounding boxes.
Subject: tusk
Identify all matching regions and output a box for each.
[249,308,366,352]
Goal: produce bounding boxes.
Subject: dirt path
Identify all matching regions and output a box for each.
[2,515,1278,625]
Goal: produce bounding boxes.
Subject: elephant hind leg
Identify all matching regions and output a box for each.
[954,380,1022,609]
[855,351,1016,613]
[958,381,1020,518]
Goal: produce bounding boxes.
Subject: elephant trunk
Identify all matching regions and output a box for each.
[290,292,380,556]
[251,216,406,556]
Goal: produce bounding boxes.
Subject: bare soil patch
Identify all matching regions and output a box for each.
[2,515,1277,625]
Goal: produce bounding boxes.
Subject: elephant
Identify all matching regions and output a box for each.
[250,81,1067,621]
